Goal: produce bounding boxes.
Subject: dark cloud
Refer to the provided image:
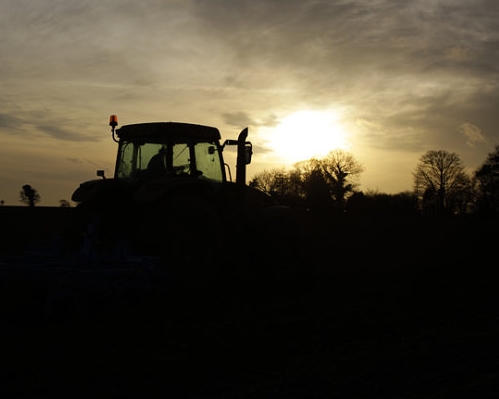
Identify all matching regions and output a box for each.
[65,157,83,164]
[37,124,97,142]
[222,111,255,128]
[190,1,499,96]
[0,107,103,142]
[0,113,23,131]
[222,112,281,132]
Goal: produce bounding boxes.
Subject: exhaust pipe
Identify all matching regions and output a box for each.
[236,128,248,186]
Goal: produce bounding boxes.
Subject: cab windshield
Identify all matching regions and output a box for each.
[115,139,225,183]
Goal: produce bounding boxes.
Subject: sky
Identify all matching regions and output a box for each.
[1,0,498,206]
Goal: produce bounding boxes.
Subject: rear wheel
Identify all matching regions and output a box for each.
[135,193,225,288]
[253,211,313,290]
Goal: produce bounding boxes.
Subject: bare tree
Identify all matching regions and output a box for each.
[413,150,470,215]
[250,150,363,213]
[249,168,306,208]
[20,184,41,207]
[249,168,288,195]
[295,149,364,212]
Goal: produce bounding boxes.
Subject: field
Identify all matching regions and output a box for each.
[0,206,498,398]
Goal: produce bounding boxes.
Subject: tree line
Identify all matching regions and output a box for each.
[7,144,499,216]
[11,184,70,208]
[249,145,499,217]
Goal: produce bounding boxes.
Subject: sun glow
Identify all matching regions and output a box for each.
[266,110,349,164]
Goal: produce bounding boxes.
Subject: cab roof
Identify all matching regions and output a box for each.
[116,122,221,141]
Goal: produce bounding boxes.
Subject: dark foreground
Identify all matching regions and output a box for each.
[1,270,498,399]
[0,207,498,398]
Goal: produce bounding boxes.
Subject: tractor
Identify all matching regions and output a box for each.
[65,115,310,287]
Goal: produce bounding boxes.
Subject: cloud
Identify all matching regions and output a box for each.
[460,122,486,147]
[445,44,472,62]
[222,112,255,128]
[65,157,83,164]
[37,124,97,142]
[0,113,23,131]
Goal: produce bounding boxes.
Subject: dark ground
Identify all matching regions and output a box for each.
[0,207,498,398]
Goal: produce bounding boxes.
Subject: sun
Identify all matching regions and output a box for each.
[266,109,349,164]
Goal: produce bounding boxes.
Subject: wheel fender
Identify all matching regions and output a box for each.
[71,178,119,203]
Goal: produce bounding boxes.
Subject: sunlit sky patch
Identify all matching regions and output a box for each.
[263,110,350,164]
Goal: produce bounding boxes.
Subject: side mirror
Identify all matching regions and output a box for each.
[245,143,253,164]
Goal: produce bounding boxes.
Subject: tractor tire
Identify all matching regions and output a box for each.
[135,192,225,289]
[254,211,313,290]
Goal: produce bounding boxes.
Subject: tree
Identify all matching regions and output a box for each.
[474,144,499,214]
[59,199,71,208]
[295,149,364,212]
[20,184,41,207]
[250,149,363,213]
[413,150,471,215]
[249,168,306,208]
[249,168,289,195]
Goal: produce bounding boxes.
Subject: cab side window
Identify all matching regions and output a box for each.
[194,142,223,182]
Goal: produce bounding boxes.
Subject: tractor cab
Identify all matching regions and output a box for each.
[109,115,252,186]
